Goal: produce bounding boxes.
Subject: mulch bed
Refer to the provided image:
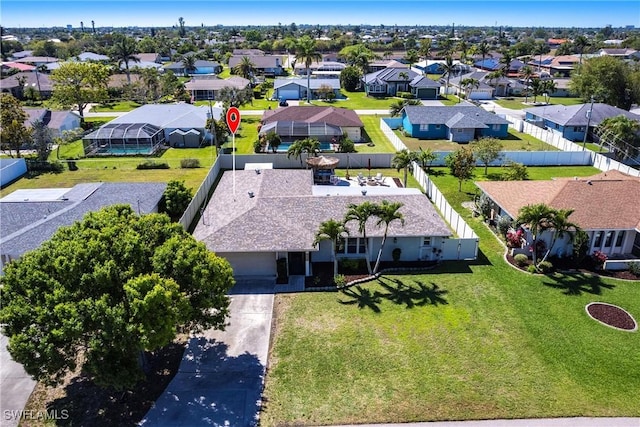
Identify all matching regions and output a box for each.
[505,253,640,281]
[306,261,437,288]
[392,177,404,188]
[586,303,637,331]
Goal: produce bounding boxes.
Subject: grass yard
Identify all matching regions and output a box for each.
[358,115,397,153]
[261,164,639,426]
[494,97,584,110]
[308,91,400,110]
[397,128,557,152]
[90,101,141,112]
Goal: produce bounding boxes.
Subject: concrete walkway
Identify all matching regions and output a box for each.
[0,335,37,427]
[140,279,275,427]
[328,418,640,427]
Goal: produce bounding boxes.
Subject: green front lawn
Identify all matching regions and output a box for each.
[398,128,557,152]
[261,165,638,426]
[494,97,584,110]
[90,101,141,113]
[308,91,399,110]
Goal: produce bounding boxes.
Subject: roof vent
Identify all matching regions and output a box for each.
[248,191,255,198]
[255,169,261,174]
[361,190,367,196]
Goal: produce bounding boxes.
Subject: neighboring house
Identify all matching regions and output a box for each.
[547,78,575,98]
[528,55,579,77]
[76,52,110,62]
[233,49,264,56]
[260,106,364,142]
[448,71,498,99]
[400,105,510,142]
[409,75,441,100]
[193,169,454,278]
[363,67,419,97]
[598,48,638,61]
[184,76,250,101]
[412,59,471,75]
[0,158,27,187]
[0,182,167,273]
[108,73,141,89]
[368,59,407,72]
[23,108,81,137]
[475,171,640,260]
[523,103,640,141]
[12,56,59,66]
[1,61,35,72]
[134,53,162,63]
[162,60,223,76]
[473,58,524,77]
[228,55,285,77]
[119,60,162,71]
[293,61,346,78]
[273,78,341,101]
[0,71,53,99]
[82,103,222,153]
[9,50,33,60]
[547,38,568,48]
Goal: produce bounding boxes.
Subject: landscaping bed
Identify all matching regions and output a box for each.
[586,302,637,331]
[306,261,438,288]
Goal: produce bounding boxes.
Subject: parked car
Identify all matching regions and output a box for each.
[278,98,289,107]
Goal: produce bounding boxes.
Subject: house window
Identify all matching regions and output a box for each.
[593,231,603,248]
[458,128,464,133]
[435,124,441,129]
[422,237,432,246]
[615,231,625,247]
[342,237,366,254]
[604,231,614,247]
[493,124,501,131]
[420,124,429,131]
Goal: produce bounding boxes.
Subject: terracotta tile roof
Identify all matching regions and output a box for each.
[476,171,640,230]
[261,106,363,128]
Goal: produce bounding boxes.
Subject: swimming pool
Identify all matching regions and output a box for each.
[274,142,333,152]
[94,146,157,155]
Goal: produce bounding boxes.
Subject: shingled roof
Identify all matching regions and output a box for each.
[402,105,509,126]
[523,103,640,127]
[194,169,452,253]
[261,106,363,128]
[475,170,640,230]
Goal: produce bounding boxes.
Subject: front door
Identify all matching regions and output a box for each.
[288,252,306,275]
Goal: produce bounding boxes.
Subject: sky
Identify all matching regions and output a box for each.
[1,0,639,29]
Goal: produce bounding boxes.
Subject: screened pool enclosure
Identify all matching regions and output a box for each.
[82,122,165,155]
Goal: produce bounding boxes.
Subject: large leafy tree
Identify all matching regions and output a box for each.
[50,62,109,118]
[162,180,193,221]
[111,35,139,83]
[340,65,361,92]
[344,202,378,275]
[372,200,405,274]
[570,56,636,109]
[472,137,503,175]
[0,205,234,390]
[516,203,555,266]
[31,119,53,161]
[596,115,640,161]
[216,86,254,108]
[342,44,377,93]
[445,147,476,191]
[295,35,321,103]
[0,93,32,158]
[313,219,349,278]
[391,149,417,188]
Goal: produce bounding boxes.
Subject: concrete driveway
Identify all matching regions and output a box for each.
[0,334,37,427]
[141,279,275,427]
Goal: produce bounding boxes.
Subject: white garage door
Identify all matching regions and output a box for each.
[469,91,492,100]
[277,89,300,100]
[220,252,276,277]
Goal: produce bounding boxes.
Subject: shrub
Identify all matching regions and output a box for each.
[592,250,607,267]
[628,262,640,277]
[253,139,265,153]
[136,160,169,170]
[496,216,512,237]
[26,160,64,173]
[180,158,200,168]
[333,274,347,288]
[527,265,538,273]
[514,253,528,267]
[339,258,362,273]
[506,229,525,248]
[502,161,529,181]
[537,261,553,273]
[338,138,355,153]
[392,247,402,263]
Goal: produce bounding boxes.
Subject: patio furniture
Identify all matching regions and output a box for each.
[374,172,384,183]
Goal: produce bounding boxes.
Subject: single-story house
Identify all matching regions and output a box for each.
[474,58,524,76]
[448,71,510,99]
[523,103,640,142]
[184,76,251,101]
[0,182,167,273]
[120,60,162,71]
[162,60,223,76]
[412,59,471,75]
[228,55,285,77]
[193,169,454,278]
[1,62,35,72]
[134,53,162,64]
[363,67,420,97]
[410,76,442,100]
[12,56,59,66]
[76,52,110,62]
[475,170,640,260]
[0,71,53,99]
[401,105,510,142]
[294,60,346,77]
[9,50,33,60]
[23,108,81,137]
[82,103,222,153]
[272,78,341,101]
[527,55,579,78]
[598,48,638,61]
[260,106,364,142]
[367,59,407,72]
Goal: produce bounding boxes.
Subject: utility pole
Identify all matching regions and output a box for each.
[582,96,595,150]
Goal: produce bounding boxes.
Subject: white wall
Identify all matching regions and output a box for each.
[0,158,27,187]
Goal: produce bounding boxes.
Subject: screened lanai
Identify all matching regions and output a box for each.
[259,121,343,143]
[82,122,165,155]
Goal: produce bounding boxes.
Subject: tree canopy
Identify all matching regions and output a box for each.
[472,137,503,175]
[50,62,110,118]
[570,56,639,109]
[0,205,234,390]
[445,147,476,191]
[0,93,32,158]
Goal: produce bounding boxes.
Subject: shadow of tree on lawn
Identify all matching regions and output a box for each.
[339,278,449,312]
[338,285,383,313]
[542,272,615,296]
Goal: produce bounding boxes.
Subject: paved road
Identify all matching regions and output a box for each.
[140,279,275,427]
[328,419,640,427]
[0,335,37,427]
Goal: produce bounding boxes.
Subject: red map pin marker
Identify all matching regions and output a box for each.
[226,107,241,134]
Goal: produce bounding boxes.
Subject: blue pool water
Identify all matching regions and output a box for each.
[96,147,156,155]
[275,142,332,152]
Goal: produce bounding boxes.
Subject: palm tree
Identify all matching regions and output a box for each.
[416,147,438,173]
[530,78,543,103]
[348,45,377,95]
[391,149,417,188]
[519,65,534,103]
[313,219,349,278]
[539,209,580,264]
[181,55,197,77]
[295,36,321,103]
[475,40,491,65]
[459,77,479,102]
[112,36,139,83]
[372,201,405,274]
[457,39,469,63]
[344,202,378,274]
[573,35,589,64]
[499,49,514,77]
[91,20,95,34]
[233,56,255,80]
[516,203,555,266]
[388,98,421,117]
[441,54,456,99]
[287,138,320,168]
[541,79,557,104]
[34,64,47,96]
